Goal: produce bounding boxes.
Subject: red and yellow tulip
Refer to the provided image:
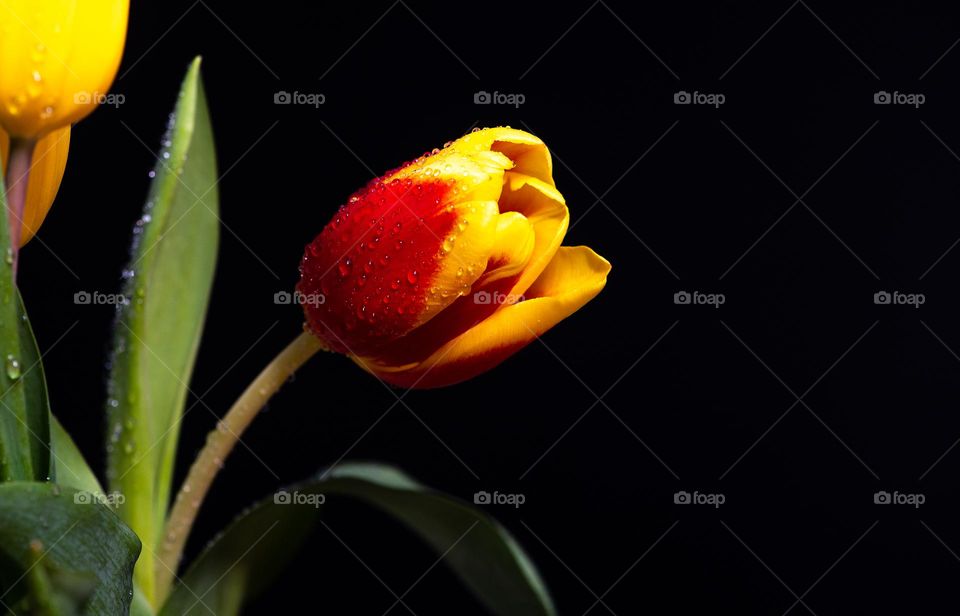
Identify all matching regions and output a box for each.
[298,127,610,388]
[0,127,70,246]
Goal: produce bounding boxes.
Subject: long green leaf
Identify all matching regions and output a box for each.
[0,175,51,481]
[161,463,556,616]
[0,482,141,614]
[105,56,220,605]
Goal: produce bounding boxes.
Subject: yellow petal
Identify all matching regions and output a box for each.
[0,127,71,246]
[0,0,129,138]
[389,148,512,203]
[448,127,554,186]
[411,199,499,329]
[498,172,569,297]
[355,245,611,388]
[476,211,536,287]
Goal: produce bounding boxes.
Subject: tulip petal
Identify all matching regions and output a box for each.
[413,199,500,327]
[0,127,71,246]
[389,149,512,203]
[478,211,536,286]
[451,128,554,186]
[498,172,570,297]
[298,177,501,356]
[0,0,129,138]
[355,245,611,388]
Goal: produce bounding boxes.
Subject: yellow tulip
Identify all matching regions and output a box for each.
[0,0,129,139]
[0,127,70,246]
[297,127,610,388]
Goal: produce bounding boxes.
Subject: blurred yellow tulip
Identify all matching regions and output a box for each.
[0,0,130,139]
[0,127,70,245]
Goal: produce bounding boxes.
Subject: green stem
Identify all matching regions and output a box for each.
[154,331,325,603]
[5,138,35,276]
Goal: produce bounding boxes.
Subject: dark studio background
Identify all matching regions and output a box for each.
[17,0,960,613]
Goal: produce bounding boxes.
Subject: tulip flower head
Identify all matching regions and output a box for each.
[0,0,130,139]
[298,127,610,388]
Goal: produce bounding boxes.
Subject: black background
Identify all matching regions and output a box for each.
[19,0,960,614]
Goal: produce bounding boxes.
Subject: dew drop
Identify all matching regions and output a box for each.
[5,355,20,380]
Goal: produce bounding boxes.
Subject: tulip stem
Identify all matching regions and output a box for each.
[155,330,327,602]
[4,138,34,275]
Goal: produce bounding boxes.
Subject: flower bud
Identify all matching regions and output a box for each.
[0,0,130,138]
[298,128,610,388]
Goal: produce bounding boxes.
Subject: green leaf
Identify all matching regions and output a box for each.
[0,482,141,615]
[50,417,157,616]
[15,292,51,482]
[50,416,102,496]
[161,463,556,616]
[105,56,220,605]
[0,206,52,481]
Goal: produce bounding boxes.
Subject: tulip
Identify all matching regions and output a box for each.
[0,0,127,262]
[159,129,610,599]
[0,0,130,140]
[298,127,611,388]
[0,127,70,246]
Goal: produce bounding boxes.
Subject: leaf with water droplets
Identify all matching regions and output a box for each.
[0,231,53,481]
[0,144,49,480]
[104,56,220,606]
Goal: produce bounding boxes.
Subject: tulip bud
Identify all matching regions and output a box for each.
[298,127,610,388]
[0,0,130,139]
[0,127,70,246]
